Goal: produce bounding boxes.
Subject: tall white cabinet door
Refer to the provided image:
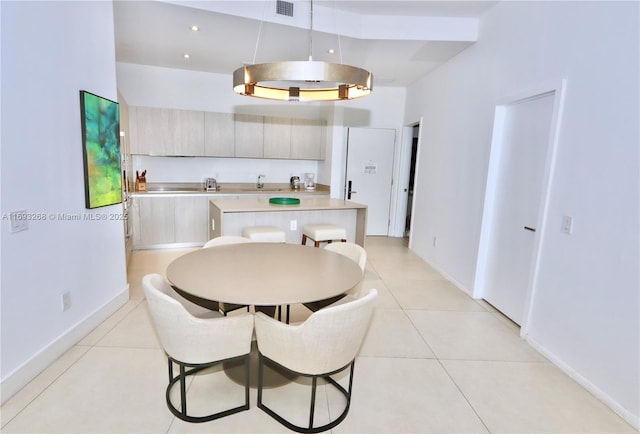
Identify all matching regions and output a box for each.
[171,109,204,156]
[291,119,325,160]
[235,114,264,158]
[204,112,235,157]
[135,107,172,155]
[264,117,291,158]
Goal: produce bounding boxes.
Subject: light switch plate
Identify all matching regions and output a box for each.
[10,210,28,233]
[562,216,573,234]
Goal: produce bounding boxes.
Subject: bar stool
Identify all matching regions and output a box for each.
[242,226,286,243]
[301,224,347,247]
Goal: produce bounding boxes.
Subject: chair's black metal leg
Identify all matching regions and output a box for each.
[179,364,187,415]
[257,353,264,405]
[309,376,317,430]
[168,359,173,383]
[244,354,250,409]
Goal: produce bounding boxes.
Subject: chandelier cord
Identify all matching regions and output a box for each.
[335,0,343,64]
[252,1,269,65]
[308,0,314,61]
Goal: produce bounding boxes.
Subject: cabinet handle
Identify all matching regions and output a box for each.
[524,226,536,232]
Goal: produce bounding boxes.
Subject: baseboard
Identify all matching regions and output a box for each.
[0,284,130,405]
[526,336,640,431]
[419,256,473,297]
[416,254,638,430]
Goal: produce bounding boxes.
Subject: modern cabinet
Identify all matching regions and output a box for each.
[130,107,204,156]
[204,112,234,157]
[171,109,204,156]
[291,118,325,160]
[263,116,292,159]
[130,107,172,155]
[129,106,325,160]
[234,114,264,158]
[174,196,209,243]
[136,196,175,245]
[132,196,209,247]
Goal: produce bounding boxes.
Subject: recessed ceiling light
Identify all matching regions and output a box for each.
[191,25,199,32]
[183,53,190,59]
[327,49,335,54]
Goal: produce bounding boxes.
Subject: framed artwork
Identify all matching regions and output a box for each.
[79,90,122,209]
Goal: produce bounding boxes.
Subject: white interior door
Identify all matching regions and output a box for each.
[345,128,396,235]
[481,92,556,325]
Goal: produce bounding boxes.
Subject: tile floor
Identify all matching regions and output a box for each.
[1,237,636,433]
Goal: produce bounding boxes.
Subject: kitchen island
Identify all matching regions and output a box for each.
[209,197,367,246]
[128,183,329,249]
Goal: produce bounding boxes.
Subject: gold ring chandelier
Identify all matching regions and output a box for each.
[232,1,373,102]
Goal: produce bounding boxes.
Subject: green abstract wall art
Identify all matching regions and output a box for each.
[80,91,122,209]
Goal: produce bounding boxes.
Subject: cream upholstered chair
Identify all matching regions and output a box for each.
[203,235,251,248]
[143,273,220,319]
[203,236,251,315]
[242,226,286,243]
[301,224,347,247]
[302,242,367,314]
[254,287,377,433]
[143,273,254,423]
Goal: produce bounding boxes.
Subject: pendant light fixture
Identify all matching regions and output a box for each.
[232,0,373,102]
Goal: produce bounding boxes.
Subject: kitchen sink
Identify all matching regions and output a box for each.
[147,188,205,193]
[145,183,205,193]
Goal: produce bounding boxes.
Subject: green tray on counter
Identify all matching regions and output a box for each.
[269,197,300,205]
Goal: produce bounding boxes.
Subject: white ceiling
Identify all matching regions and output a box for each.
[113,0,498,87]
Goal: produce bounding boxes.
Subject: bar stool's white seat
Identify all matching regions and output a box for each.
[242,226,286,243]
[301,224,347,247]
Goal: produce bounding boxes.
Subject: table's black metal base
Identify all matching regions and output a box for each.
[223,341,297,388]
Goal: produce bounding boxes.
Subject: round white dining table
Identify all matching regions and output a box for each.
[166,242,363,307]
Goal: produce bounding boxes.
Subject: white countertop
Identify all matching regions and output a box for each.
[210,196,367,213]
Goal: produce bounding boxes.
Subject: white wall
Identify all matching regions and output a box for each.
[0,1,129,402]
[405,1,639,427]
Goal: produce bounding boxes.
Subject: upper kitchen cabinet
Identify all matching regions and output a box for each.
[234,114,264,158]
[130,106,204,155]
[171,109,204,156]
[263,116,291,159]
[130,106,172,155]
[291,118,326,160]
[204,112,235,157]
[129,106,325,160]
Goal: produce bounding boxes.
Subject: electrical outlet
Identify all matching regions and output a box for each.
[433,236,438,247]
[61,291,71,312]
[290,220,297,231]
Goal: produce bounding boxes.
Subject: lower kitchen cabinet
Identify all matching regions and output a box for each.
[131,196,209,248]
[174,196,208,243]
[137,196,175,246]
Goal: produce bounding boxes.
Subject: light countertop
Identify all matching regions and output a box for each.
[210,196,367,213]
[129,182,330,197]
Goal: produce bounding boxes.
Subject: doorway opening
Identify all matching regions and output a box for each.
[404,125,420,238]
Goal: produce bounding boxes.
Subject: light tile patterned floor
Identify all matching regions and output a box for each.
[1,237,636,433]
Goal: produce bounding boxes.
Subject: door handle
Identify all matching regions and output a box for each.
[524,226,536,232]
[347,180,357,199]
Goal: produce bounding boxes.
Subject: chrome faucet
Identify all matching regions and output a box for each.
[257,174,265,189]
